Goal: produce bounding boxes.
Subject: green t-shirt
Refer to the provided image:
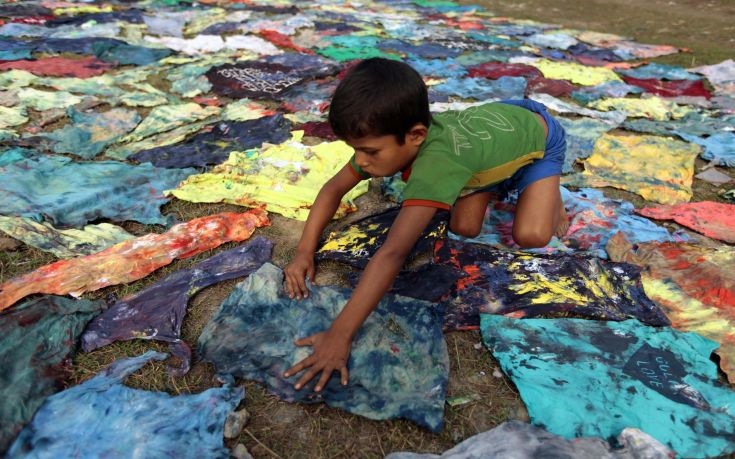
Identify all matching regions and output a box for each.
[350,102,546,209]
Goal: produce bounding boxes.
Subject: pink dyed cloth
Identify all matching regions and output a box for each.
[637,201,735,243]
[0,56,113,78]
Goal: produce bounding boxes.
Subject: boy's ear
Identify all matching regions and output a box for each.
[405,123,428,145]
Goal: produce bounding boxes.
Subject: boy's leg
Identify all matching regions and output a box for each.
[512,175,568,248]
[449,191,494,237]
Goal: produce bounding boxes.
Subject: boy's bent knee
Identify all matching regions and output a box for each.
[449,219,482,238]
[512,227,552,248]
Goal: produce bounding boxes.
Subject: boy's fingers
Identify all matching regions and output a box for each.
[284,354,313,378]
[314,367,333,392]
[294,335,315,346]
[340,366,349,386]
[307,266,316,282]
[295,366,320,390]
[295,275,308,299]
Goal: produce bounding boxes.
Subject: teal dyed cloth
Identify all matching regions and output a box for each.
[481,316,735,458]
[619,63,701,81]
[0,153,193,227]
[7,351,243,459]
[198,263,449,432]
[0,296,104,452]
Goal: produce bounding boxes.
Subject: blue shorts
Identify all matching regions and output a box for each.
[480,99,566,197]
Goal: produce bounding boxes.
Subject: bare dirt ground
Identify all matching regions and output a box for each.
[1,1,733,458]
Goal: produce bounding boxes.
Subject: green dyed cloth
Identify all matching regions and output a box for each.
[0,106,27,129]
[119,103,220,143]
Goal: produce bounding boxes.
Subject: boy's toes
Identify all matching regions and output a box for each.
[555,206,569,238]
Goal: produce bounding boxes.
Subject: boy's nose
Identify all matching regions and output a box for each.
[355,153,370,168]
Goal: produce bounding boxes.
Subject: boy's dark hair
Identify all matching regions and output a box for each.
[328,58,431,144]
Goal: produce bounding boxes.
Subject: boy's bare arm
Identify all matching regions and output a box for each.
[284,164,361,299]
[284,205,439,392]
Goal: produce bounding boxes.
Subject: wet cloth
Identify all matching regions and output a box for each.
[130,115,292,168]
[0,153,194,227]
[316,207,447,269]
[82,237,273,376]
[557,117,614,173]
[677,132,735,167]
[0,216,133,258]
[563,133,699,205]
[637,202,735,243]
[0,295,103,452]
[481,316,735,458]
[167,132,369,221]
[607,233,735,381]
[198,263,449,432]
[0,210,270,311]
[435,239,668,331]
[385,421,673,459]
[0,56,113,78]
[6,351,244,459]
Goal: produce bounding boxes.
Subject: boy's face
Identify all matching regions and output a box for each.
[347,124,427,177]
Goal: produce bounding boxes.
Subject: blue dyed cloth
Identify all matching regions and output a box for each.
[571,81,643,105]
[378,39,461,58]
[678,132,735,167]
[481,316,735,458]
[0,153,193,227]
[406,57,467,79]
[0,296,104,452]
[198,263,449,432]
[431,76,526,101]
[7,351,244,459]
[557,117,615,173]
[620,63,701,81]
[92,40,173,66]
[82,238,273,376]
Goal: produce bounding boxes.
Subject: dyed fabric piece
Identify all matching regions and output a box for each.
[145,34,281,56]
[435,239,668,330]
[167,133,369,221]
[571,81,643,105]
[0,56,112,78]
[131,115,292,168]
[588,96,691,121]
[347,263,465,303]
[386,421,673,459]
[690,59,735,87]
[33,107,140,159]
[529,93,627,125]
[0,154,193,227]
[0,216,133,258]
[105,120,212,160]
[466,62,542,80]
[431,76,526,100]
[16,87,83,111]
[607,234,735,381]
[198,263,449,432]
[622,111,735,138]
[0,106,27,128]
[0,295,103,452]
[377,39,461,58]
[481,316,735,458]
[121,103,220,143]
[221,98,276,121]
[82,237,273,375]
[678,132,735,167]
[528,59,622,86]
[7,351,244,459]
[525,76,577,97]
[621,63,701,81]
[563,133,699,205]
[317,207,447,269]
[695,167,732,185]
[92,40,173,66]
[557,117,614,173]
[206,61,336,99]
[298,121,336,140]
[0,210,269,311]
[637,201,735,243]
[622,76,711,99]
[523,32,578,50]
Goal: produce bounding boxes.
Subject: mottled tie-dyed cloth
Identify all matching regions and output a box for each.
[637,201,735,243]
[7,351,243,459]
[0,210,269,311]
[82,237,272,376]
[435,239,668,331]
[562,133,700,204]
[198,263,449,432]
[606,233,735,381]
[0,296,103,452]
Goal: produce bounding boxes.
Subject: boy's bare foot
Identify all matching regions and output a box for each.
[554,202,569,238]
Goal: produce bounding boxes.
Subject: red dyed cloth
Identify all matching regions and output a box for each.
[298,121,336,140]
[0,56,113,78]
[10,16,53,24]
[622,75,712,99]
[637,201,735,243]
[260,29,314,55]
[526,76,577,97]
[0,210,270,311]
[467,62,542,80]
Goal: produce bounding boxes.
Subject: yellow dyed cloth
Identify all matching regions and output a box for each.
[527,59,622,86]
[167,132,369,220]
[53,5,113,15]
[589,97,692,121]
[607,233,735,381]
[562,133,699,204]
[222,99,276,122]
[120,103,220,143]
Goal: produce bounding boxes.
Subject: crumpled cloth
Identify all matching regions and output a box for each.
[637,201,735,243]
[0,210,270,311]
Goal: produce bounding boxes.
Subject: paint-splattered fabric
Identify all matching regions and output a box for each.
[563,133,699,205]
[556,117,614,173]
[0,295,104,453]
[386,421,673,459]
[637,201,735,243]
[82,237,273,376]
[166,132,369,221]
[435,239,668,330]
[0,216,133,259]
[0,210,269,311]
[130,115,292,168]
[0,153,194,227]
[606,233,735,381]
[198,263,449,432]
[6,351,244,459]
[677,132,735,167]
[481,316,735,458]
[317,208,448,269]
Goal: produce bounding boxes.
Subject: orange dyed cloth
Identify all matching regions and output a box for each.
[0,56,113,78]
[607,233,735,381]
[637,201,735,243]
[0,210,269,311]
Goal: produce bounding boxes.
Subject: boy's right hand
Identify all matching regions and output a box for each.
[284,252,315,299]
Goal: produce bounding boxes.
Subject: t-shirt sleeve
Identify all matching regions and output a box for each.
[348,154,371,180]
[402,150,474,210]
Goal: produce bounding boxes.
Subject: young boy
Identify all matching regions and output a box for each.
[282,57,567,392]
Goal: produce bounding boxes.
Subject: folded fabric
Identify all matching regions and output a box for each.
[637,201,735,243]
[0,210,270,311]
[6,351,244,459]
[198,263,449,432]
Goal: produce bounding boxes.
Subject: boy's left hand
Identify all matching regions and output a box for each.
[283,328,352,392]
